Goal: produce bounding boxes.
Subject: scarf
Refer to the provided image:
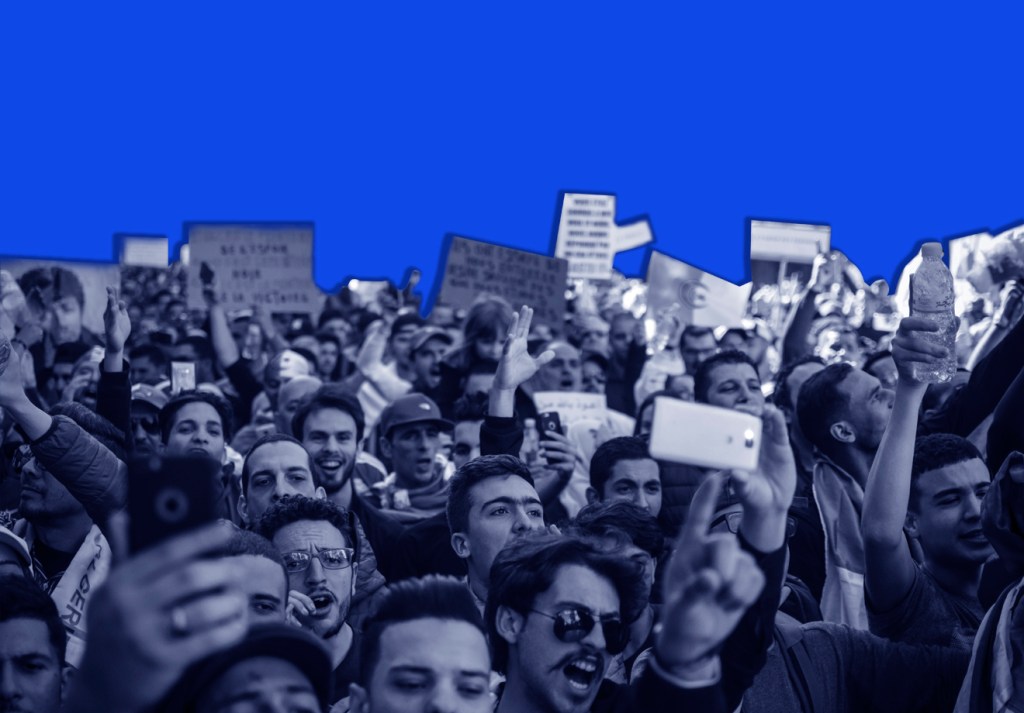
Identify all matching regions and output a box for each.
[373,469,449,524]
[15,521,111,669]
[811,455,868,630]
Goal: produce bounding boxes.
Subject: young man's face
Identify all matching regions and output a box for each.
[599,458,662,517]
[195,657,320,713]
[227,554,289,622]
[704,362,765,417]
[389,326,419,368]
[46,362,74,400]
[452,421,481,470]
[580,361,606,394]
[318,340,339,377]
[382,424,440,488]
[272,520,354,640]
[504,564,620,713]
[301,408,359,495]
[17,446,87,523]
[241,440,320,524]
[49,296,83,344]
[130,356,165,386]
[681,332,718,374]
[836,369,894,452]
[535,343,581,392]
[0,617,65,713]
[412,338,449,389]
[130,402,163,456]
[165,401,226,462]
[453,475,545,590]
[608,316,635,362]
[908,458,993,570]
[351,618,492,713]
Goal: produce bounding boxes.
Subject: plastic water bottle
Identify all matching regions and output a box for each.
[521,419,540,465]
[910,242,957,383]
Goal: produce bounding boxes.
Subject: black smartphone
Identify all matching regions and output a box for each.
[128,454,220,554]
[538,411,563,440]
[200,261,216,286]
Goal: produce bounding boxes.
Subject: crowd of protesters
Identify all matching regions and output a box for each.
[0,242,1023,713]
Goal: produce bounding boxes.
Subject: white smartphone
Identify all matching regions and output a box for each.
[648,397,761,471]
[170,361,196,395]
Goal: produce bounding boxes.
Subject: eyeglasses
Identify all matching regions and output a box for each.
[529,607,628,655]
[132,415,161,435]
[710,512,796,540]
[281,548,355,574]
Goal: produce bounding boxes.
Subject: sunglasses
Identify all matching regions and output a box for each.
[281,548,355,574]
[710,512,796,540]
[530,607,628,655]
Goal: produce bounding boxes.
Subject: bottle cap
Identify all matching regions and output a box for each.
[921,242,943,258]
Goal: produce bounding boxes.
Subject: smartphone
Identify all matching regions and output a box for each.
[128,454,220,554]
[171,361,196,394]
[538,411,563,440]
[648,397,761,471]
[200,261,216,286]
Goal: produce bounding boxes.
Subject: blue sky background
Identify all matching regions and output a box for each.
[3,3,1023,308]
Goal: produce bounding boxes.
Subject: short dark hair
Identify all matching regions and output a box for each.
[571,500,665,559]
[485,534,645,673]
[129,343,169,368]
[174,335,215,362]
[694,349,760,404]
[291,385,365,444]
[447,455,535,535]
[159,390,235,444]
[0,575,67,663]
[771,356,825,413]
[315,331,341,351]
[680,325,714,349]
[718,327,749,345]
[49,402,128,462]
[590,437,653,497]
[255,496,357,563]
[224,529,287,588]
[53,342,91,366]
[317,309,347,329]
[451,392,488,422]
[241,433,314,495]
[360,575,488,685]
[797,363,855,455]
[634,390,679,432]
[910,434,986,511]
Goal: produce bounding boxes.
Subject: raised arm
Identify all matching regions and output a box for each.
[488,305,553,418]
[97,287,133,440]
[861,316,945,612]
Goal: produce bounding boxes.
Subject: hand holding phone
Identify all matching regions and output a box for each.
[648,398,761,472]
[171,361,196,394]
[128,454,221,554]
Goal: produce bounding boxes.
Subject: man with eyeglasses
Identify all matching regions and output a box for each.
[255,496,361,708]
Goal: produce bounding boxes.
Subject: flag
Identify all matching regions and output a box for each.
[646,251,751,328]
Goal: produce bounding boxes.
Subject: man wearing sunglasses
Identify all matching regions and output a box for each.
[129,383,167,456]
[255,496,361,708]
[486,475,768,713]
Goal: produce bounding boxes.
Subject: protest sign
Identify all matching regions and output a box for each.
[0,258,120,338]
[749,220,831,296]
[436,236,568,328]
[646,251,751,328]
[554,193,653,280]
[533,391,608,425]
[120,236,169,268]
[185,223,323,317]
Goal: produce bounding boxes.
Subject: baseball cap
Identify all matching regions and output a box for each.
[157,624,333,712]
[131,383,169,410]
[379,393,452,438]
[410,326,454,354]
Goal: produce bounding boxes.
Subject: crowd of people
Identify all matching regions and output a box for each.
[0,243,1022,712]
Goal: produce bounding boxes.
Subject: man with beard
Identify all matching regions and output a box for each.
[128,384,166,456]
[0,575,68,713]
[256,497,362,707]
[447,455,547,612]
[236,434,325,526]
[292,386,403,580]
[408,326,453,398]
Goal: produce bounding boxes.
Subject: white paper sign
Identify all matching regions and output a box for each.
[750,221,831,263]
[555,194,616,280]
[121,236,169,268]
[613,220,654,253]
[532,391,608,426]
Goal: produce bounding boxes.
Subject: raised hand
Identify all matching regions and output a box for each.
[103,286,132,354]
[67,523,248,713]
[655,472,765,671]
[493,306,554,392]
[355,319,389,375]
[891,316,949,385]
[0,327,28,407]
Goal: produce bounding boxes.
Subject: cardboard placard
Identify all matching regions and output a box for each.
[185,223,323,316]
[437,236,569,328]
[750,220,830,263]
[554,193,653,280]
[121,236,169,268]
[646,251,751,328]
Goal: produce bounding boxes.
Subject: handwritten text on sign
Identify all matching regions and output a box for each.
[185,224,322,315]
[438,237,569,328]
